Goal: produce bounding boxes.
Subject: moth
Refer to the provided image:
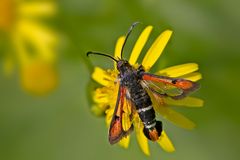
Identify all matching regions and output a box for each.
[87,22,199,144]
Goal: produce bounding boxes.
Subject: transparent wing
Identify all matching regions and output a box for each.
[143,84,196,129]
[142,73,200,99]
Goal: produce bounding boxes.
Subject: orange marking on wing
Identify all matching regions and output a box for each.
[143,75,171,83]
[120,88,126,106]
[149,129,159,141]
[175,80,193,89]
[109,119,122,143]
[116,88,126,116]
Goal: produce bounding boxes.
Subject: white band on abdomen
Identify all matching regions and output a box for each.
[145,122,156,129]
[137,105,153,113]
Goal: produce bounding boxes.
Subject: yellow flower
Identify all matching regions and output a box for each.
[91,25,203,155]
[0,0,58,95]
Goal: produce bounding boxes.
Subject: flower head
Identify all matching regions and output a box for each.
[91,25,203,155]
[0,0,58,95]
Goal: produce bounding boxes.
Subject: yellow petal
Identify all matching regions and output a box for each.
[156,63,199,77]
[114,36,125,68]
[93,88,109,103]
[142,30,172,70]
[157,130,175,152]
[179,72,202,82]
[118,136,130,149]
[18,2,57,17]
[92,67,113,86]
[165,97,204,107]
[129,26,153,65]
[105,108,114,126]
[16,20,58,62]
[136,129,150,156]
[134,117,150,156]
[154,105,196,129]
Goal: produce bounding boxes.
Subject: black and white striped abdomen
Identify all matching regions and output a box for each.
[129,83,156,130]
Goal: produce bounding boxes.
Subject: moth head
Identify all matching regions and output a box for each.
[117,60,133,74]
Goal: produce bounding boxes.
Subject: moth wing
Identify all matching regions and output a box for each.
[143,86,196,129]
[142,73,199,99]
[108,85,134,144]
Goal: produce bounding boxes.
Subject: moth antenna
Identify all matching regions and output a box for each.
[120,22,141,59]
[87,51,118,63]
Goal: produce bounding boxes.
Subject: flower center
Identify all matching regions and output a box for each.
[0,0,15,32]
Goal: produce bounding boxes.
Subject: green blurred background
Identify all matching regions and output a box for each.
[1,0,240,159]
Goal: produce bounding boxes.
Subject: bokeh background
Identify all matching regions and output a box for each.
[1,0,240,160]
